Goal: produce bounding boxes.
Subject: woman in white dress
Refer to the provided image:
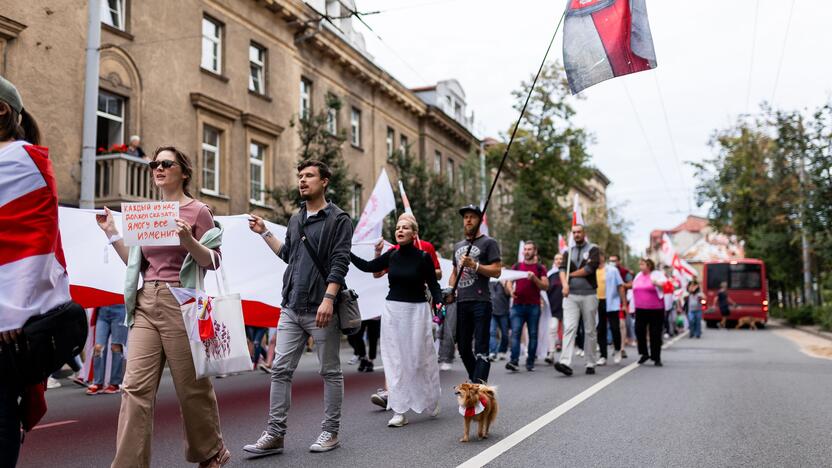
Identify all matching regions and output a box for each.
[350,217,448,427]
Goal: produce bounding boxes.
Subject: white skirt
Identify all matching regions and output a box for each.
[381,300,441,414]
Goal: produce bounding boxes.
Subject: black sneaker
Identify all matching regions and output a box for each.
[654,361,663,367]
[505,361,519,372]
[638,355,650,364]
[364,359,374,372]
[554,362,573,376]
[526,366,535,372]
[586,367,596,375]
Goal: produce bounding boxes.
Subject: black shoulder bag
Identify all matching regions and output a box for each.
[0,301,88,385]
[297,219,362,335]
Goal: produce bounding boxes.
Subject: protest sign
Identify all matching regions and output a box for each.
[121,201,180,246]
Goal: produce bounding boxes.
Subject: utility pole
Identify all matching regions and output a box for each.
[798,139,813,305]
[79,0,101,209]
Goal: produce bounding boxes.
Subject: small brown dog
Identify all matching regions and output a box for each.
[454,382,498,442]
[736,316,763,330]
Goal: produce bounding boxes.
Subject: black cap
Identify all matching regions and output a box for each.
[458,204,483,217]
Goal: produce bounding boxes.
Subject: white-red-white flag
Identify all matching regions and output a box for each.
[660,233,697,283]
[0,141,71,332]
[398,180,413,215]
[568,194,587,247]
[558,234,568,254]
[353,168,396,243]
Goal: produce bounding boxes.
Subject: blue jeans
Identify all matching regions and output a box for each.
[510,304,541,368]
[246,326,268,364]
[93,305,128,386]
[688,310,702,338]
[489,314,510,355]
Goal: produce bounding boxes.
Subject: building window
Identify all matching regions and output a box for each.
[249,42,266,94]
[350,107,361,147]
[351,184,363,218]
[326,94,338,134]
[201,16,223,73]
[101,0,126,30]
[399,134,408,155]
[386,127,394,157]
[249,142,265,204]
[202,125,220,194]
[300,78,312,120]
[96,91,125,151]
[447,158,455,186]
[433,150,441,174]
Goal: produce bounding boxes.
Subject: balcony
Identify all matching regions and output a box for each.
[95,153,159,206]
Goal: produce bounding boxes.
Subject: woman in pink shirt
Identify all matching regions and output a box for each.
[96,147,230,467]
[632,258,666,366]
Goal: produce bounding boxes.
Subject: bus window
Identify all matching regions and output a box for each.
[706,264,728,290]
[729,264,761,289]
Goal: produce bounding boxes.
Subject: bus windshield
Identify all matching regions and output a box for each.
[706,263,762,290]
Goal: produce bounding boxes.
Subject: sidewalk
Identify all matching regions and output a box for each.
[769,318,832,342]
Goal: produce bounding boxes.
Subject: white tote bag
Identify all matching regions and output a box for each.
[170,252,252,379]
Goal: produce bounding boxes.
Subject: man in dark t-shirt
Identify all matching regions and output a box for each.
[506,241,549,372]
[450,205,502,383]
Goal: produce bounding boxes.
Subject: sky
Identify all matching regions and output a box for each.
[346,0,832,253]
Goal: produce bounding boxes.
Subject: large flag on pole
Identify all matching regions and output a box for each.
[558,234,568,254]
[353,168,396,243]
[659,233,697,282]
[398,180,413,215]
[563,0,657,94]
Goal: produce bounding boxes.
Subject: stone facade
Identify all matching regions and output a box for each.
[1,0,479,217]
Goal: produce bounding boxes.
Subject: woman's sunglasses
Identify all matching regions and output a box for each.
[149,160,178,170]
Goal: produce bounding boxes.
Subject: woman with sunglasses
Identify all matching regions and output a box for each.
[96,147,230,467]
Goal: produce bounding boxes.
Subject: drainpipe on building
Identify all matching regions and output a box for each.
[79,0,101,209]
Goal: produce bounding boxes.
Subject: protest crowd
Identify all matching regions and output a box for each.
[0,71,714,467]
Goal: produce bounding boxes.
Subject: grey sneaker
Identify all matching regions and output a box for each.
[370,389,388,409]
[309,431,339,452]
[243,431,284,456]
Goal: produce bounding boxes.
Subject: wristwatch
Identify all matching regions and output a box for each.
[323,293,337,301]
[260,230,273,239]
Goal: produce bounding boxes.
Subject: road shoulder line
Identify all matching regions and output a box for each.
[458,332,688,468]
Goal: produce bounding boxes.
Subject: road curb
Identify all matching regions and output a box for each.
[769,318,832,343]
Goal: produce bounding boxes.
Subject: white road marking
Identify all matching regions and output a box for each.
[32,420,78,430]
[458,332,688,468]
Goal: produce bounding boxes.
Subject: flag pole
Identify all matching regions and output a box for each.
[452,8,567,296]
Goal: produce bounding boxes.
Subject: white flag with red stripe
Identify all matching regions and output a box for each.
[0,141,71,332]
[568,194,588,247]
[659,233,697,283]
[353,168,396,243]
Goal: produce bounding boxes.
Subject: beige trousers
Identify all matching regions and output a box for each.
[112,281,223,467]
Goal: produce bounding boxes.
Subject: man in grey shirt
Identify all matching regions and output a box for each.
[244,160,353,456]
[555,224,601,376]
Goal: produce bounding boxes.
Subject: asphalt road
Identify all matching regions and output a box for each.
[17,324,832,468]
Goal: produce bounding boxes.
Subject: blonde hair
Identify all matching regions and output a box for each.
[398,213,419,233]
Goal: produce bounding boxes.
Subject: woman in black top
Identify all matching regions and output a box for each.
[351,217,447,428]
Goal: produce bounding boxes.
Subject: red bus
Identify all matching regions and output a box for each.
[701,259,768,328]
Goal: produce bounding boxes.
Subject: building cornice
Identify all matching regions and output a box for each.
[190,93,242,121]
[242,112,285,137]
[0,15,27,39]
[425,106,479,148]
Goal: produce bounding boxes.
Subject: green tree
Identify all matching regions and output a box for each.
[387,147,458,254]
[486,61,594,261]
[268,95,358,223]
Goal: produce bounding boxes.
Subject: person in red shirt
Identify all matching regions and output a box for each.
[506,241,549,372]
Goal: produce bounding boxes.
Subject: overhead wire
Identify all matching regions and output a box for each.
[652,72,692,212]
[619,80,682,214]
[770,0,797,105]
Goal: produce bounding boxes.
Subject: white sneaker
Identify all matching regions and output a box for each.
[596,357,607,366]
[348,355,361,365]
[613,351,622,364]
[439,362,452,371]
[47,377,62,389]
[577,349,585,357]
[388,413,408,427]
[497,352,507,361]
